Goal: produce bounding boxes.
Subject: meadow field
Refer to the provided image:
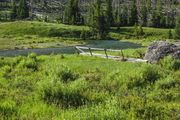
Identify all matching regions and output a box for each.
[0,21,179,120]
[0,54,179,119]
[0,21,173,50]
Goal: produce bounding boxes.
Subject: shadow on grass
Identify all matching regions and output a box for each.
[83,40,144,50]
[110,27,134,36]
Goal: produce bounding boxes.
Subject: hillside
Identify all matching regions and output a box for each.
[1,0,180,24]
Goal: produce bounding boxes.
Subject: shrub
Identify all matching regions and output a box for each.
[1,65,11,78]
[174,16,180,39]
[156,76,180,89]
[40,79,89,108]
[59,66,79,83]
[134,24,145,37]
[0,58,6,68]
[160,56,180,71]
[0,99,16,116]
[28,53,37,61]
[141,65,160,84]
[48,65,79,83]
[80,30,86,40]
[17,58,38,71]
[84,69,103,82]
[133,49,145,58]
[60,54,65,59]
[168,29,173,39]
[127,65,160,88]
[138,25,145,36]
[12,56,24,66]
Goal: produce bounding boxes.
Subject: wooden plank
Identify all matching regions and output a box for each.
[76,46,122,52]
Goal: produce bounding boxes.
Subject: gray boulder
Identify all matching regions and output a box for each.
[144,41,180,63]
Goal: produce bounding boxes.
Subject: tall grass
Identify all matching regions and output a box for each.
[0,54,179,119]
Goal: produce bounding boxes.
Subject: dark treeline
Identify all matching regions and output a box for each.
[0,0,179,28]
[0,0,180,39]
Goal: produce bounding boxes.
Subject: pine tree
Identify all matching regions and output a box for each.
[0,12,1,21]
[134,23,139,37]
[139,25,144,36]
[17,0,29,19]
[151,9,158,27]
[91,0,109,39]
[121,6,128,26]
[157,0,165,27]
[168,29,173,39]
[64,0,81,25]
[106,0,114,27]
[10,1,17,20]
[175,16,180,39]
[141,3,148,26]
[129,0,138,26]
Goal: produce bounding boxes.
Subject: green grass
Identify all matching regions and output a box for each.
[110,27,174,46]
[0,21,175,50]
[0,54,179,119]
[0,21,88,49]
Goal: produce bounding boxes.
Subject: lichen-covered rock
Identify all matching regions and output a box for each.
[144,41,180,63]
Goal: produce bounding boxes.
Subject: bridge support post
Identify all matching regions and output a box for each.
[89,48,93,56]
[104,49,108,59]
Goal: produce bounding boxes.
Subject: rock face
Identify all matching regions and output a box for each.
[144,41,180,63]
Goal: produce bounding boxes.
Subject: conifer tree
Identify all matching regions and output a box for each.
[168,29,173,39]
[129,0,138,26]
[152,0,163,27]
[64,0,81,25]
[10,1,17,20]
[121,6,128,26]
[141,3,148,26]
[91,0,109,39]
[18,0,29,19]
[106,0,114,27]
[175,16,180,39]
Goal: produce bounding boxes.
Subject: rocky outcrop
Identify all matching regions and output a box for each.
[144,41,180,63]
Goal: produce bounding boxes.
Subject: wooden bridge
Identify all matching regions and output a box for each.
[75,46,148,63]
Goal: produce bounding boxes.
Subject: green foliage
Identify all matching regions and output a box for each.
[156,75,180,89]
[129,0,138,26]
[0,55,179,119]
[160,56,180,71]
[59,66,79,83]
[40,79,89,108]
[17,0,29,19]
[133,49,145,58]
[16,53,38,71]
[175,16,180,39]
[168,29,173,39]
[46,64,79,83]
[80,29,86,40]
[64,0,82,25]
[105,0,114,26]
[141,65,160,84]
[0,99,16,117]
[10,1,17,20]
[134,24,145,37]
[141,2,148,26]
[90,0,109,39]
[84,69,103,82]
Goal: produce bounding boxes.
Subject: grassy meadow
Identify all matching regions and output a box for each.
[0,54,179,119]
[0,21,173,50]
[0,21,179,119]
